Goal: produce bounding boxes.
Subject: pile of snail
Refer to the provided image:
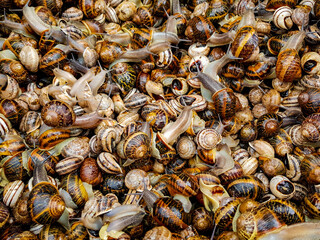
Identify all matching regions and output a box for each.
[1,0,320,239]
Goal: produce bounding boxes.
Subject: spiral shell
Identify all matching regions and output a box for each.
[273,6,293,30]
[28,182,65,224]
[196,128,222,150]
[3,180,25,207]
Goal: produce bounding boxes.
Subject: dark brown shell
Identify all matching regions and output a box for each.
[227,175,264,200]
[298,89,320,116]
[222,62,244,79]
[0,99,24,126]
[276,49,302,82]
[153,197,188,231]
[39,48,68,76]
[185,16,215,43]
[257,113,283,137]
[212,88,239,120]
[263,199,304,225]
[3,152,29,182]
[167,172,199,197]
[231,26,259,62]
[266,0,297,11]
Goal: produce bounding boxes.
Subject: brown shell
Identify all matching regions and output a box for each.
[39,128,71,150]
[266,0,297,11]
[212,88,239,120]
[298,89,320,116]
[123,132,150,160]
[0,59,28,84]
[231,26,259,62]
[185,16,215,43]
[41,100,76,127]
[167,172,199,197]
[3,152,28,182]
[28,182,65,224]
[276,49,302,82]
[153,198,188,231]
[301,113,320,142]
[39,48,68,76]
[257,113,283,138]
[80,157,103,186]
[0,99,24,126]
[301,153,320,184]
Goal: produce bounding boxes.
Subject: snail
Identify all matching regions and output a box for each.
[275,29,304,82]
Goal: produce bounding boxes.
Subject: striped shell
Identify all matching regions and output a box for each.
[276,49,302,82]
[60,172,88,207]
[97,152,123,174]
[55,156,84,175]
[28,182,65,225]
[3,180,25,207]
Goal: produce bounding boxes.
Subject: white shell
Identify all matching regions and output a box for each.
[273,6,293,30]
[188,43,210,58]
[19,46,40,72]
[3,180,25,207]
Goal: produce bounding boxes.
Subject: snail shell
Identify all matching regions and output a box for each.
[80,157,103,186]
[19,46,40,73]
[97,152,123,174]
[301,113,320,142]
[60,172,88,208]
[55,156,84,176]
[270,175,295,199]
[196,128,222,150]
[125,169,150,192]
[236,206,285,240]
[263,199,305,225]
[28,182,65,224]
[301,153,320,184]
[143,226,172,240]
[41,100,75,128]
[176,136,196,159]
[3,180,25,207]
[273,6,293,30]
[227,176,264,200]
